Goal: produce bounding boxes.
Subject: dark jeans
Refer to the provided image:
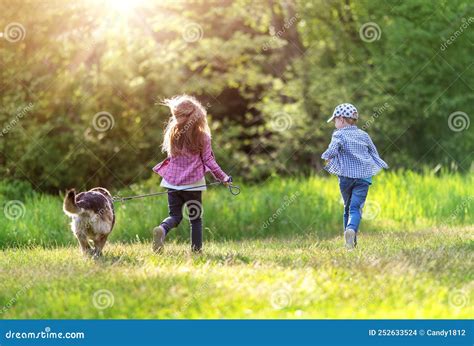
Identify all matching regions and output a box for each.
[160,189,203,251]
[338,176,370,233]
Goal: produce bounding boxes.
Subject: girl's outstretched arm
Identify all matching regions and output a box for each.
[201,135,230,182]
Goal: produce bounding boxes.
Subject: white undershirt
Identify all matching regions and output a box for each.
[160,177,207,191]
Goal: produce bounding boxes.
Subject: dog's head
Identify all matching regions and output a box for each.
[89,187,112,200]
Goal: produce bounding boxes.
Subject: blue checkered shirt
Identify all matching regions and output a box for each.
[321,126,388,178]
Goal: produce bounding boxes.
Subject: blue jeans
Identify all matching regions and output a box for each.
[160,190,203,251]
[338,176,370,233]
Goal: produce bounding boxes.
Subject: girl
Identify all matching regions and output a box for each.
[322,103,388,249]
[152,95,231,253]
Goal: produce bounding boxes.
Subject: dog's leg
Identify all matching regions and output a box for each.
[75,232,93,256]
[71,218,93,256]
[93,234,108,258]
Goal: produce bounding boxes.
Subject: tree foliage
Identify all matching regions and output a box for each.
[0,0,472,192]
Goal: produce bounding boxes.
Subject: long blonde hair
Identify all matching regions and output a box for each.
[161,95,211,156]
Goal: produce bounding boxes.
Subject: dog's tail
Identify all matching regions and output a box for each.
[63,189,81,215]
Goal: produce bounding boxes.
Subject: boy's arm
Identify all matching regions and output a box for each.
[366,134,389,168]
[201,135,230,182]
[321,133,342,160]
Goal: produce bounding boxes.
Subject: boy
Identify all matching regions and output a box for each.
[322,103,388,249]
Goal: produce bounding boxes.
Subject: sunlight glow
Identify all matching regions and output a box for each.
[104,0,143,14]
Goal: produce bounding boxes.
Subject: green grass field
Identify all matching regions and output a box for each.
[0,172,472,318]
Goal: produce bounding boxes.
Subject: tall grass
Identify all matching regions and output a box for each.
[0,171,472,248]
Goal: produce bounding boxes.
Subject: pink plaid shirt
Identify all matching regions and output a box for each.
[152,135,229,185]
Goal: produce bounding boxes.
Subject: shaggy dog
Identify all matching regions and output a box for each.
[63,187,115,257]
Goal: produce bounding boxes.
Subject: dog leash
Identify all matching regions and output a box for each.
[112,178,240,203]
